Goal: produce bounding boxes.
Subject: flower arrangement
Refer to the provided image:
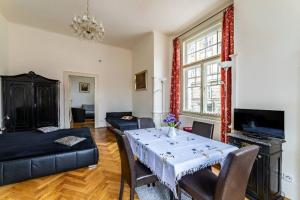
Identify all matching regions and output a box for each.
[163,113,181,127]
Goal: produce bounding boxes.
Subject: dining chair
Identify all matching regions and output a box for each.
[191,121,214,139]
[113,129,158,200]
[137,118,155,129]
[178,145,259,200]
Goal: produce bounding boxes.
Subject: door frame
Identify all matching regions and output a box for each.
[63,71,99,128]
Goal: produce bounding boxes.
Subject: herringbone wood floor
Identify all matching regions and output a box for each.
[0,128,139,200]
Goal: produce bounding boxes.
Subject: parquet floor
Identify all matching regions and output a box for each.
[0,128,138,200]
[71,119,95,129]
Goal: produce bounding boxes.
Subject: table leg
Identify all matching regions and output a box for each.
[169,185,180,200]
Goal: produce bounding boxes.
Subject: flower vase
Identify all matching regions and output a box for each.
[168,127,177,138]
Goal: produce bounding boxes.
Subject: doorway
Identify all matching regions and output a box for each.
[63,71,98,129]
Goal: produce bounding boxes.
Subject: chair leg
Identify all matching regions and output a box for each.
[177,186,181,200]
[119,176,124,200]
[169,190,174,200]
[130,187,135,200]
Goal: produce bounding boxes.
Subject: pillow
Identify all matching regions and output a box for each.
[55,136,86,147]
[121,116,133,120]
[38,126,60,133]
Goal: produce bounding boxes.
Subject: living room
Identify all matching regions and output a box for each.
[0,0,299,199]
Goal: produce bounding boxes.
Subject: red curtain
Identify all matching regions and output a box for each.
[221,5,234,142]
[170,38,181,119]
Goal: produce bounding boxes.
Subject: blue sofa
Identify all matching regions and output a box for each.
[82,104,95,119]
[105,112,138,131]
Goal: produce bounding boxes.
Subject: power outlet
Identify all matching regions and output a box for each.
[282,173,293,183]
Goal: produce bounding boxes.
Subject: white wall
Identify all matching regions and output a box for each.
[70,76,95,108]
[132,31,171,126]
[0,13,8,75]
[235,0,300,199]
[153,31,171,126]
[7,23,133,128]
[132,32,154,118]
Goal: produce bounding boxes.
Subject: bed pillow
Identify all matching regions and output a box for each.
[38,126,60,133]
[55,136,86,147]
[121,116,133,120]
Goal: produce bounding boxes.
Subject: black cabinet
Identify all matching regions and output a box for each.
[1,71,59,132]
[35,83,59,128]
[228,132,284,200]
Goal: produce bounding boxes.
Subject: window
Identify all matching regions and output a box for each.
[182,23,222,116]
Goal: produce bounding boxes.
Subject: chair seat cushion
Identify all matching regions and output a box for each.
[135,160,157,186]
[183,127,193,132]
[179,169,218,200]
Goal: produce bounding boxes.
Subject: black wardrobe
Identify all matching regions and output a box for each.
[1,71,60,132]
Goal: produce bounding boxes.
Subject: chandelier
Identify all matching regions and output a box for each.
[71,0,104,42]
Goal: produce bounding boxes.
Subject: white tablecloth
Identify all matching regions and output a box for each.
[125,127,238,197]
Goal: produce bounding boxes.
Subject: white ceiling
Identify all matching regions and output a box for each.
[0,0,230,49]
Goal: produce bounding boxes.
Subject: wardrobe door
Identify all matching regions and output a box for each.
[3,81,34,132]
[35,83,58,128]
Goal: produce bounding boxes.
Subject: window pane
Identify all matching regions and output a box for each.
[218,43,222,55]
[204,60,221,115]
[183,65,201,113]
[212,45,218,56]
[207,34,214,46]
[218,30,222,42]
[196,50,205,61]
[187,78,195,87]
[196,39,206,50]
[187,42,196,54]
[187,53,196,64]
[196,67,201,77]
[212,32,218,44]
[206,47,213,58]
[183,24,222,65]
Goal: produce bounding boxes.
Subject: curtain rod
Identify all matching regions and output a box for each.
[177,4,233,38]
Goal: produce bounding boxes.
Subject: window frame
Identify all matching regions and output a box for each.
[180,21,222,118]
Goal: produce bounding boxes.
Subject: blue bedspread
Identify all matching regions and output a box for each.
[0,128,96,162]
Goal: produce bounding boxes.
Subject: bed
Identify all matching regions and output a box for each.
[0,128,99,186]
[105,112,138,131]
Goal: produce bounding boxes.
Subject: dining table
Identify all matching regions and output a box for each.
[124,127,238,198]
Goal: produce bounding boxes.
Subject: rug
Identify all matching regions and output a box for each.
[136,182,191,200]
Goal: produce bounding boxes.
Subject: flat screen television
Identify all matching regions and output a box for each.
[234,108,284,139]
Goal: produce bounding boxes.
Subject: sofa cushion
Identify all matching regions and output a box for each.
[106,112,133,118]
[55,136,86,147]
[38,126,60,133]
[82,104,94,112]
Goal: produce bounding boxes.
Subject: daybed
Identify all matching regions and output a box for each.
[0,128,98,186]
[105,112,138,131]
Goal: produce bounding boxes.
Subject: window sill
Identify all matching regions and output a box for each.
[179,112,221,122]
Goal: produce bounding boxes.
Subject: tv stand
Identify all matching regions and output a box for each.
[242,132,269,140]
[228,131,285,200]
